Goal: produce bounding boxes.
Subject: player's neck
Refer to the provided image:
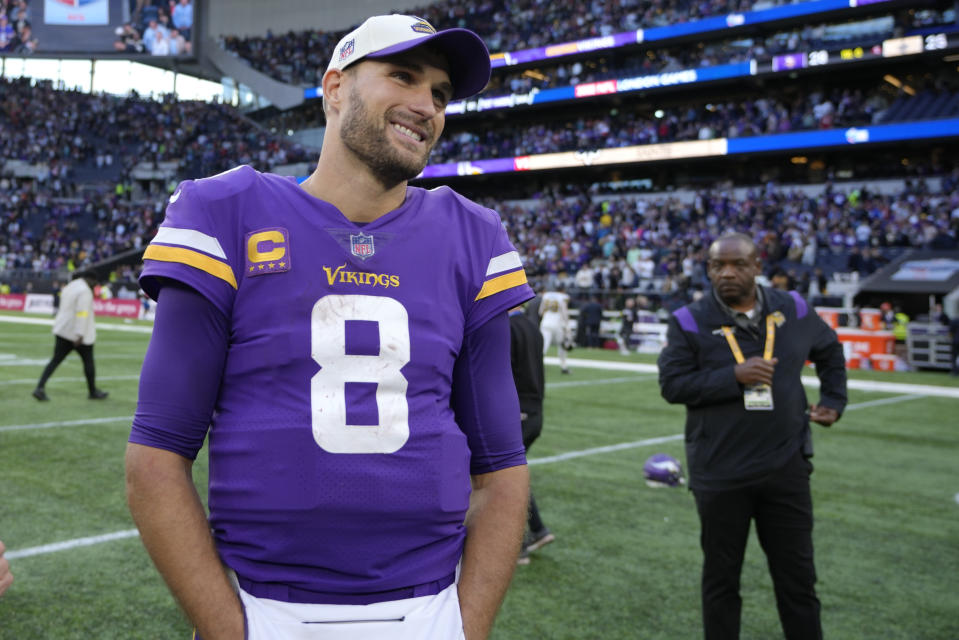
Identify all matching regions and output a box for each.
[303,157,408,223]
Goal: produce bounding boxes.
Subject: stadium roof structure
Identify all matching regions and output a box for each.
[857,250,959,296]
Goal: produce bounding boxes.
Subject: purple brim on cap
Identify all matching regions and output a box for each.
[366,28,491,100]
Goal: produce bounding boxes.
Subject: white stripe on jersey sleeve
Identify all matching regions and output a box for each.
[152,227,228,259]
[485,251,522,276]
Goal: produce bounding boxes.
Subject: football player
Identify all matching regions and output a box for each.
[538,283,571,374]
[126,15,533,640]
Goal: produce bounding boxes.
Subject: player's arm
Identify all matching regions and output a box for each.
[125,282,243,640]
[461,464,529,640]
[451,312,529,640]
[126,445,243,639]
[806,312,848,425]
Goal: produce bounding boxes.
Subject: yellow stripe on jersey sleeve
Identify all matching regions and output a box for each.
[474,269,528,301]
[143,244,238,289]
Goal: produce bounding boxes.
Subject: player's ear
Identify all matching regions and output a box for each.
[322,68,346,116]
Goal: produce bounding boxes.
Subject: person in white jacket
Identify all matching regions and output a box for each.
[32,272,108,401]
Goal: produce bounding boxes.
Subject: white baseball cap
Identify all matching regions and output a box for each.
[326,14,491,100]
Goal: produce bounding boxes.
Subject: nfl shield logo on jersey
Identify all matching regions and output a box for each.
[350,232,375,259]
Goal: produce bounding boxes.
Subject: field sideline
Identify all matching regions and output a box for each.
[1,312,957,639]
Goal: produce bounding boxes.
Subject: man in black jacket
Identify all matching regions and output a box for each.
[658,233,847,640]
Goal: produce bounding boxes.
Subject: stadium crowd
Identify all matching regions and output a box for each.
[251,6,954,137]
[2,78,957,301]
[0,76,309,280]
[220,0,789,87]
[0,76,309,180]
[5,139,957,310]
[219,0,951,90]
[0,181,160,274]
[259,79,945,166]
[431,85,892,163]
[493,177,958,309]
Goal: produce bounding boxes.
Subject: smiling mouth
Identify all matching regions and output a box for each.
[391,122,425,143]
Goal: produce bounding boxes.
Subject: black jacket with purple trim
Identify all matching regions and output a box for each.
[658,286,847,491]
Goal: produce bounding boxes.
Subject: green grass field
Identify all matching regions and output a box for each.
[1,311,957,639]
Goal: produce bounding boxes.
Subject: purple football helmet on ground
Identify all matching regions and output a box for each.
[643,453,685,488]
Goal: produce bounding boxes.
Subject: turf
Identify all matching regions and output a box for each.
[0,313,957,639]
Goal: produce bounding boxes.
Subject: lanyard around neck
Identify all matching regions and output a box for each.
[720,314,776,363]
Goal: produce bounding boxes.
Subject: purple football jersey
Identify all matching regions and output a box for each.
[136,165,533,600]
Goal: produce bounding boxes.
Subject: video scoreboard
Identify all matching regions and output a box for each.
[769,32,957,73]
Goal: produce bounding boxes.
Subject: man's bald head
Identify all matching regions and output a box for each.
[708,233,757,260]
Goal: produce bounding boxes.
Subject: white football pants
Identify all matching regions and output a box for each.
[238,582,465,640]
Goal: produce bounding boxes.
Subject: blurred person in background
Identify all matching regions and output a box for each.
[949,312,959,376]
[509,305,554,566]
[539,283,572,374]
[172,0,193,40]
[579,296,604,349]
[32,271,108,402]
[616,296,638,355]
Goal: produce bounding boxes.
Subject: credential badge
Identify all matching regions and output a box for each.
[350,232,375,259]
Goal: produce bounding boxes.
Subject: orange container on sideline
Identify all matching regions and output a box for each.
[859,308,882,331]
[836,329,895,360]
[816,307,839,328]
[870,354,897,371]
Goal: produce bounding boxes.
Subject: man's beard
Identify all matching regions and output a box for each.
[339,85,435,189]
[715,281,753,307]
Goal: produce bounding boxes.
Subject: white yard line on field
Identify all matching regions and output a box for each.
[529,433,685,465]
[0,416,133,432]
[0,315,153,334]
[547,375,658,389]
[0,374,141,387]
[6,530,140,560]
[547,357,959,399]
[2,392,936,560]
[841,394,926,411]
[530,393,924,466]
[0,375,657,432]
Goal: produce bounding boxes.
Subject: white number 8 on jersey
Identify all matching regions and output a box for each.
[311,294,410,453]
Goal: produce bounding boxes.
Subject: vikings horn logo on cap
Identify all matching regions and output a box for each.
[410,19,435,34]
